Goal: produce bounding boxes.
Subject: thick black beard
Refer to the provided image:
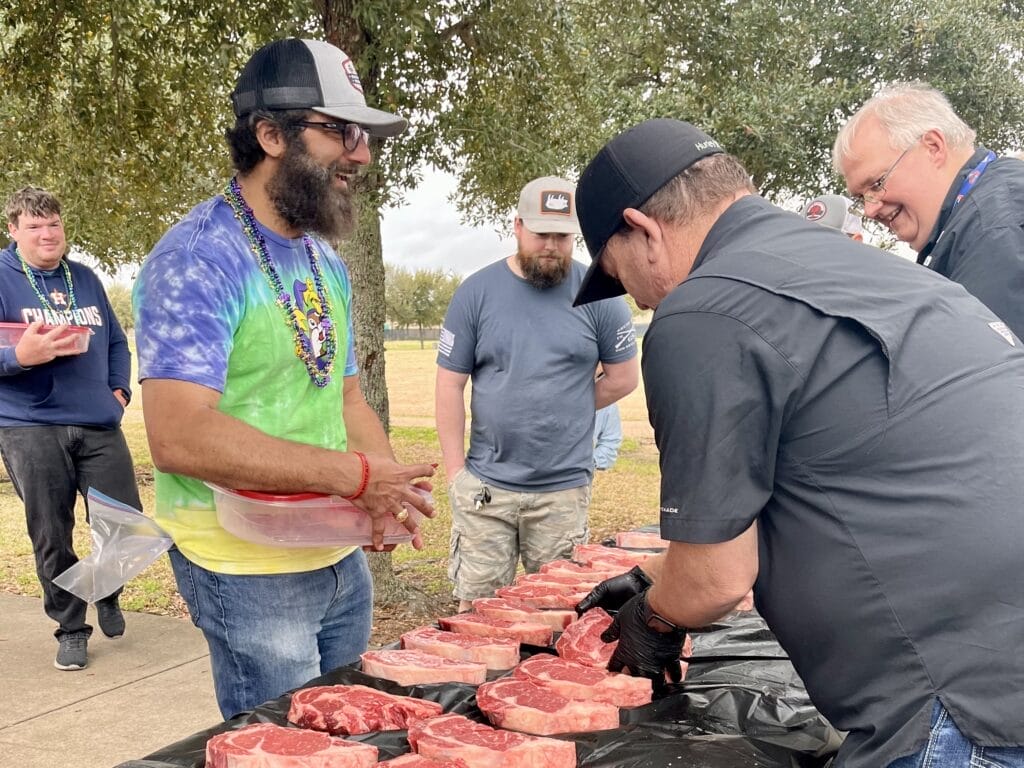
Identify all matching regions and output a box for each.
[517,251,570,289]
[267,138,356,241]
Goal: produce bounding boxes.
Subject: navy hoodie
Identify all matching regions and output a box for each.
[0,243,131,428]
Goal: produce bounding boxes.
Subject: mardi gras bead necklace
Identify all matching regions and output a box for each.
[223,178,337,387]
[16,247,78,315]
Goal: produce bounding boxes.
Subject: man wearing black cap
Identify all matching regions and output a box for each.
[133,39,436,719]
[573,118,1024,767]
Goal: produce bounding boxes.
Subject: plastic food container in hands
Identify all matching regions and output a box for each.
[0,322,91,352]
[207,483,432,548]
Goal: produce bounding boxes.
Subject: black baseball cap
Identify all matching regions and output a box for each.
[231,38,408,136]
[573,118,724,306]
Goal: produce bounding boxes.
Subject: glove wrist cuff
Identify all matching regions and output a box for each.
[628,564,653,589]
[640,591,685,635]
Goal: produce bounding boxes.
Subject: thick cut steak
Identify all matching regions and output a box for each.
[401,626,519,670]
[555,607,616,667]
[494,584,587,609]
[384,754,470,768]
[471,598,575,631]
[515,572,602,589]
[205,722,377,768]
[407,713,576,768]
[512,653,652,707]
[558,610,692,674]
[613,531,669,550]
[361,649,487,686]
[572,544,653,570]
[438,613,552,647]
[476,677,620,735]
[287,684,443,735]
[539,559,627,580]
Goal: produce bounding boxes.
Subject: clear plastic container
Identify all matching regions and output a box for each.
[0,322,91,352]
[207,484,429,547]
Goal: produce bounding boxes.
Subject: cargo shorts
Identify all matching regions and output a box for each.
[447,467,591,601]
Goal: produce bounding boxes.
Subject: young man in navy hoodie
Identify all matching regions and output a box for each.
[0,186,141,671]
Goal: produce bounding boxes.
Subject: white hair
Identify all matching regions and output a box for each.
[832,82,976,172]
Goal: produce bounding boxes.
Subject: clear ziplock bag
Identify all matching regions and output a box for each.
[53,487,173,603]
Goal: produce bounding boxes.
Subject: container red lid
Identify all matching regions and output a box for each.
[232,489,330,502]
[0,322,90,334]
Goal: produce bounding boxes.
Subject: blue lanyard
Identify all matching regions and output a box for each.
[953,150,996,210]
[929,151,997,258]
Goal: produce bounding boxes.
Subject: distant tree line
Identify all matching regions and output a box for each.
[384,265,462,348]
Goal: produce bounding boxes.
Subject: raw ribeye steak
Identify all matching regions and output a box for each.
[539,559,627,580]
[476,677,619,735]
[471,598,575,631]
[515,571,602,589]
[401,626,519,670]
[287,684,442,735]
[558,609,692,675]
[361,649,487,686]
[512,653,652,707]
[554,607,616,667]
[572,544,653,569]
[205,722,377,768]
[494,583,587,609]
[438,613,552,647]
[614,531,669,550]
[407,713,576,768]
[384,753,470,768]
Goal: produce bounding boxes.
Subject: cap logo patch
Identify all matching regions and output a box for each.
[989,321,1016,346]
[694,139,721,151]
[804,201,827,221]
[540,191,572,215]
[342,58,364,94]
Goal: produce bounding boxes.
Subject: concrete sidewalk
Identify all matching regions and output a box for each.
[0,593,223,767]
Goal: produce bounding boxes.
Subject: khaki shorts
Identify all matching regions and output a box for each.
[447,467,591,601]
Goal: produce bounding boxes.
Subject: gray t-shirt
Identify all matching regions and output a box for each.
[438,258,636,492]
[646,196,1024,768]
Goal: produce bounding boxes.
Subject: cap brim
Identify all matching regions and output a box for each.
[573,255,627,307]
[312,105,408,137]
[520,217,581,235]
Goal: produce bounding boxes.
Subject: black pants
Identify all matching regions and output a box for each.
[0,425,142,638]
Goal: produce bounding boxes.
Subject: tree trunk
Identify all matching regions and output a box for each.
[319,2,408,606]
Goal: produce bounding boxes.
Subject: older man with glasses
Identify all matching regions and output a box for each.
[833,81,1024,341]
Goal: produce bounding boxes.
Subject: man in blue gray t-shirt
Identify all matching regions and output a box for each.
[436,176,638,610]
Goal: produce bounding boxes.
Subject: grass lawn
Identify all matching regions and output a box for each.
[0,340,662,637]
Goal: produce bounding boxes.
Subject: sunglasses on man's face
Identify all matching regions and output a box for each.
[294,120,369,152]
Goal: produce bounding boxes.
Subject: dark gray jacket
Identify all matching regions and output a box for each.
[918,148,1024,341]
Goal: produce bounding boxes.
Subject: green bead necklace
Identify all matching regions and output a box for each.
[16,247,78,316]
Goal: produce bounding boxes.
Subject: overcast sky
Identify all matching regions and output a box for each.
[380,167,596,278]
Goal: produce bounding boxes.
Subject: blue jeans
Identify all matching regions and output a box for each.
[888,701,1024,768]
[0,425,140,638]
[168,547,373,719]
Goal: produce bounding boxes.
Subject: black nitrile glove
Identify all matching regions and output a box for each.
[601,590,687,688]
[575,565,652,616]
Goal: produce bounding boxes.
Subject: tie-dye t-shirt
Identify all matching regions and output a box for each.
[134,195,359,575]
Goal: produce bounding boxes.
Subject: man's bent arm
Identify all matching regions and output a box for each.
[646,522,759,629]
[435,367,470,480]
[595,357,639,409]
[141,378,432,508]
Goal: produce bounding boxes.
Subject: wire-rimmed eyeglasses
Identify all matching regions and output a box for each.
[849,140,919,216]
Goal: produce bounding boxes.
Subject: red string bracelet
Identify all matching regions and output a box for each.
[344,451,370,500]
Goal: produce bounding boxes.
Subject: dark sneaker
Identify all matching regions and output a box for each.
[54,632,88,671]
[96,598,126,638]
